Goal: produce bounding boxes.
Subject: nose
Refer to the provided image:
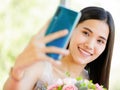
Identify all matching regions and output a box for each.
[84,39,95,50]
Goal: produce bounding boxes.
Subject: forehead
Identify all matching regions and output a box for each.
[77,20,109,39]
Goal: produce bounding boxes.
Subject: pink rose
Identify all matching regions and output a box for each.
[95,83,103,90]
[47,84,59,90]
[62,84,78,90]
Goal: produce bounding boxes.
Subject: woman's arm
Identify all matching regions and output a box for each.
[4,75,19,90]
[3,21,69,89]
[4,61,46,90]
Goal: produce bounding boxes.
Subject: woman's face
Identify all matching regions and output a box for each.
[69,20,109,65]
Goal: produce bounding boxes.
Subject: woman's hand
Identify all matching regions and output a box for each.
[11,21,69,81]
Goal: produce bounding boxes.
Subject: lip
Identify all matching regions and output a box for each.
[78,47,93,57]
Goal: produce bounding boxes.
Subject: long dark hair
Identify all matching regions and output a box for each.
[79,6,115,89]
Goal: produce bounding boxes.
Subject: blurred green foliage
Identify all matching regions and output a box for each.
[0,0,59,89]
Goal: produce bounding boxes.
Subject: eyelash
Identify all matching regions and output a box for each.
[82,31,89,36]
[97,39,105,44]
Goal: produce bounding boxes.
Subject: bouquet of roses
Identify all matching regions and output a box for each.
[45,72,106,90]
[34,72,106,90]
[47,77,107,90]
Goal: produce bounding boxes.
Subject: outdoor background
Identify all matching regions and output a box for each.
[0,0,120,90]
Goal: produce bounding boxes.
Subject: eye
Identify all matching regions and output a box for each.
[82,31,89,36]
[97,39,105,45]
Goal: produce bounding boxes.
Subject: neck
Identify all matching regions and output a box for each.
[60,54,87,78]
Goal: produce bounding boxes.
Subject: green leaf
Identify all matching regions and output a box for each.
[65,71,71,77]
[76,76,82,81]
[58,86,63,90]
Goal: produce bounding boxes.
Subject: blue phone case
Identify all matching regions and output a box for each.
[45,5,81,60]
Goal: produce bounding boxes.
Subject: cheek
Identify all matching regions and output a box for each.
[95,45,106,57]
[69,33,78,46]
[88,46,106,64]
[70,31,86,45]
[69,34,79,55]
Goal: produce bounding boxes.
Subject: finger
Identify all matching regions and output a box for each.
[37,52,55,61]
[43,29,68,43]
[42,46,69,56]
[37,54,61,66]
[35,52,62,65]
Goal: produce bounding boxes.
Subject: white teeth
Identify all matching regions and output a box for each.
[79,48,91,56]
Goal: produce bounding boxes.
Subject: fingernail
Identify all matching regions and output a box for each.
[61,29,68,35]
[64,29,69,34]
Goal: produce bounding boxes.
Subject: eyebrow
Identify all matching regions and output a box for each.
[83,27,93,33]
[83,27,107,41]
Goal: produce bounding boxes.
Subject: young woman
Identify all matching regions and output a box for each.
[4,6,115,90]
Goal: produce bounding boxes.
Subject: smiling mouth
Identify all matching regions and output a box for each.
[78,47,93,57]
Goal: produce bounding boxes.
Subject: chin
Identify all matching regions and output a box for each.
[78,60,87,65]
[73,57,86,65]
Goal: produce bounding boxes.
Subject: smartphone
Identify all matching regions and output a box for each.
[45,5,81,60]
